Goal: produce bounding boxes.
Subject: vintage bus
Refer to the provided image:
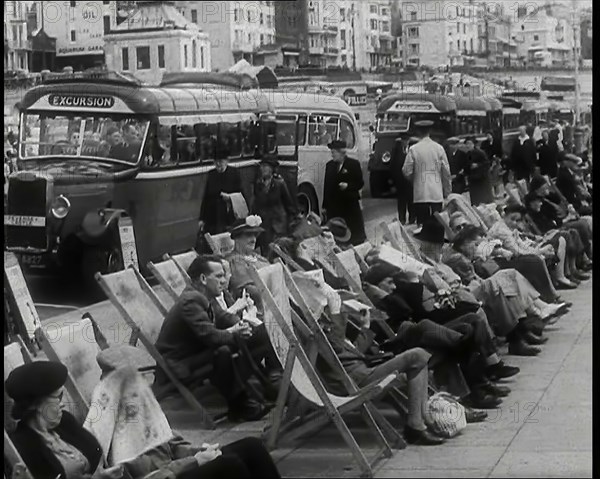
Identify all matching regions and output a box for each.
[453,96,503,141]
[5,77,278,282]
[262,90,361,214]
[368,93,457,197]
[547,100,576,125]
[276,78,368,107]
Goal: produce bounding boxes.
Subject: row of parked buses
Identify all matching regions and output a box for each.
[4,74,361,282]
[368,90,582,198]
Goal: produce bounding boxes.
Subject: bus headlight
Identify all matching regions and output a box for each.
[382,151,391,163]
[51,195,71,219]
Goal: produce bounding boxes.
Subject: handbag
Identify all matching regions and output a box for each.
[473,258,500,278]
[423,392,467,438]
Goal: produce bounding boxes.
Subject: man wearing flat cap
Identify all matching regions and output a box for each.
[323,139,367,245]
[445,136,468,194]
[402,120,452,227]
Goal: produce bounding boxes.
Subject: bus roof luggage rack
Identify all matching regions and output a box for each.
[41,70,142,87]
[160,71,258,90]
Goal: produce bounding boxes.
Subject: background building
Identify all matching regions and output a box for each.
[178,1,275,72]
[104,1,210,84]
[4,1,34,72]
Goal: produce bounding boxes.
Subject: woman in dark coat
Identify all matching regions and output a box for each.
[323,140,367,244]
[199,146,244,235]
[5,361,281,479]
[464,137,494,206]
[252,154,298,254]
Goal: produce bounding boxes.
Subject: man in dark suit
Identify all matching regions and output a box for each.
[323,140,366,245]
[445,136,467,194]
[154,255,271,421]
[508,125,537,182]
[464,136,494,206]
[537,130,559,178]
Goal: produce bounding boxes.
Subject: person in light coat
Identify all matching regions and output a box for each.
[402,120,452,226]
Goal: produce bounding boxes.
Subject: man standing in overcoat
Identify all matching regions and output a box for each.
[323,140,367,245]
[402,120,452,226]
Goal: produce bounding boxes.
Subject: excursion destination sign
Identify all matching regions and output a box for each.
[48,95,116,108]
[389,101,439,112]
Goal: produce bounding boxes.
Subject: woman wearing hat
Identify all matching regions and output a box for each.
[251,154,298,255]
[323,140,366,245]
[5,359,282,479]
[463,136,494,206]
[199,144,244,236]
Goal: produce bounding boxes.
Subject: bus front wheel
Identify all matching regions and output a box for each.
[297,185,319,217]
[81,246,123,294]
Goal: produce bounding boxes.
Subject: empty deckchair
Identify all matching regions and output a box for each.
[147,257,189,304]
[34,318,103,419]
[168,249,199,273]
[4,341,34,479]
[204,232,234,255]
[379,221,421,260]
[95,267,216,429]
[249,262,401,478]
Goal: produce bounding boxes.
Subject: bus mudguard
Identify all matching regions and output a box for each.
[78,208,127,245]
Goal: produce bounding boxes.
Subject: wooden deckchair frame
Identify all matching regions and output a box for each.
[147,257,189,303]
[95,267,217,429]
[434,211,456,242]
[166,250,199,275]
[248,262,402,478]
[379,221,422,260]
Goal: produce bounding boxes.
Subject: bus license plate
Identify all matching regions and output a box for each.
[20,254,44,267]
[4,215,46,227]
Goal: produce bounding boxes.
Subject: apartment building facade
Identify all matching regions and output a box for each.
[274,0,393,70]
[178,1,276,72]
[4,0,34,72]
[104,1,210,84]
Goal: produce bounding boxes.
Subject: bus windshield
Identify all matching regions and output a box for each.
[377,112,410,132]
[20,112,149,165]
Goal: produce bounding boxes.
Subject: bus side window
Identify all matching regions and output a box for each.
[339,117,356,149]
[175,124,198,165]
[241,120,256,157]
[197,123,218,164]
[308,115,339,146]
[150,123,176,168]
[219,121,242,159]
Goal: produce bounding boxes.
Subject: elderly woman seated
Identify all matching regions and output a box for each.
[442,225,570,356]
[5,352,282,479]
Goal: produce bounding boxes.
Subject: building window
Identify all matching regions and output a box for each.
[200,46,204,69]
[340,8,345,21]
[370,19,378,30]
[122,48,129,70]
[260,33,264,44]
[247,10,251,22]
[191,9,197,23]
[533,34,539,41]
[341,29,346,49]
[382,21,389,32]
[103,15,111,34]
[234,8,239,22]
[410,12,417,20]
[192,40,197,67]
[470,38,473,52]
[409,43,419,55]
[103,1,110,4]
[449,41,453,52]
[457,22,460,33]
[408,26,419,38]
[136,46,151,70]
[370,5,378,14]
[248,33,252,43]
[158,45,165,68]
[463,23,466,34]
[457,39,461,50]
[70,1,76,7]
[381,8,389,16]
[70,30,76,42]
[184,44,188,68]
[260,13,264,25]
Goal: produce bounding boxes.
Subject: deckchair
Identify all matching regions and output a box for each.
[204,232,234,255]
[168,249,199,274]
[516,179,529,200]
[95,267,217,429]
[33,318,103,420]
[4,340,34,479]
[248,262,402,478]
[379,221,421,260]
[147,257,189,304]
[446,194,489,232]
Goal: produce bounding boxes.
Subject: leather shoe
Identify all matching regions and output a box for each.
[463,391,502,409]
[483,382,511,397]
[523,330,548,345]
[403,426,445,445]
[555,278,578,290]
[508,339,541,356]
[571,270,591,281]
[464,406,488,423]
[579,262,593,272]
[566,275,581,285]
[485,361,520,381]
